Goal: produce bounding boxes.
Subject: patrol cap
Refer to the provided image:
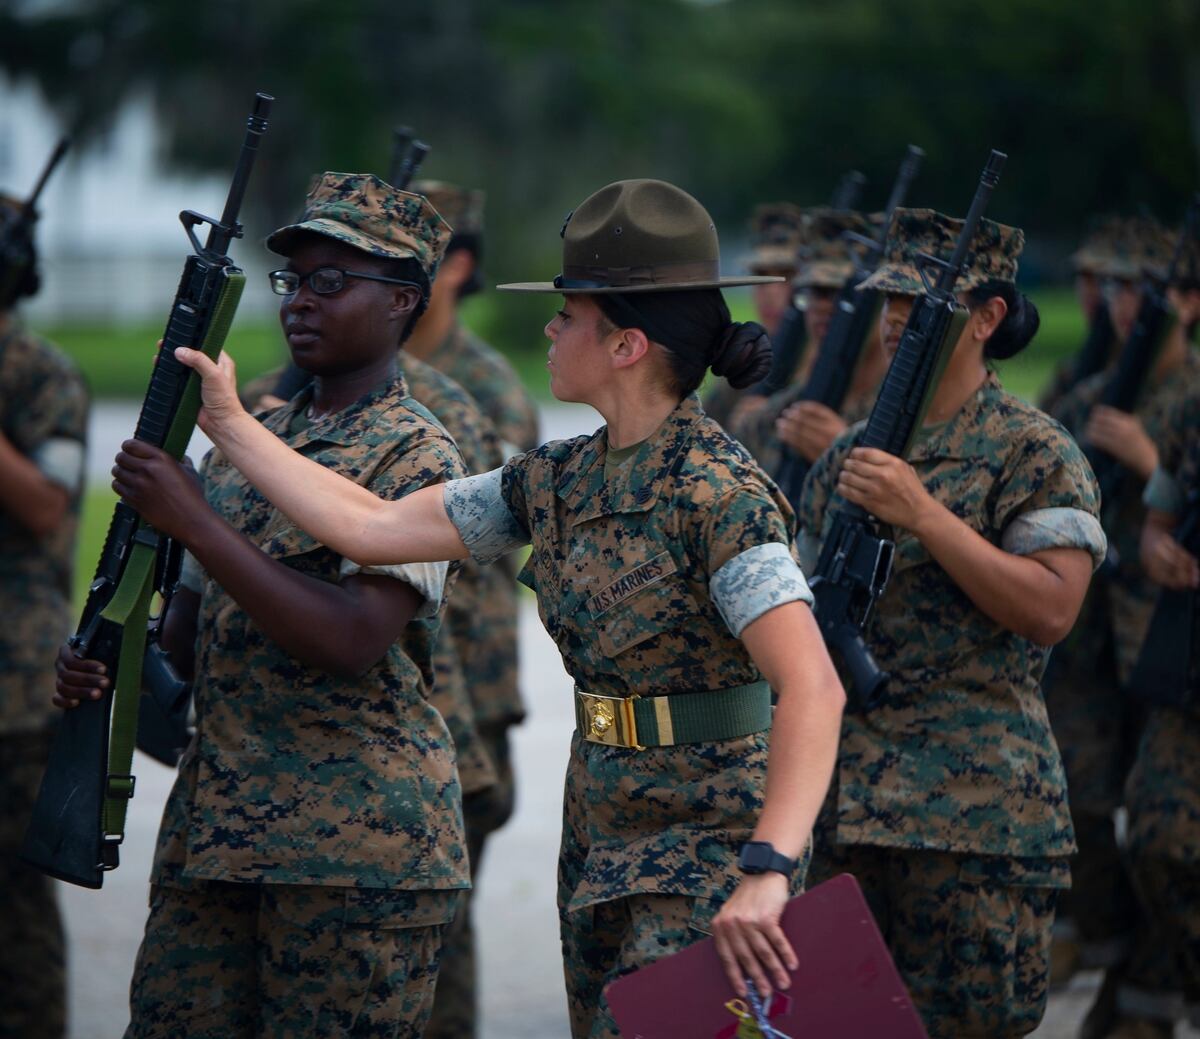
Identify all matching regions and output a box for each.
[1070,215,1125,275]
[857,207,1024,297]
[794,207,877,290]
[266,172,451,280]
[499,179,784,294]
[410,180,485,238]
[744,202,804,275]
[1086,216,1173,282]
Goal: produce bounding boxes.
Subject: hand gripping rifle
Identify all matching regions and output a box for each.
[1084,196,1200,564]
[809,150,1007,711]
[269,127,430,403]
[774,145,924,511]
[1127,487,1200,707]
[21,93,273,888]
[0,137,70,308]
[752,171,868,399]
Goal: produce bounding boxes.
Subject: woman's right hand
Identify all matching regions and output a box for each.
[173,348,245,437]
[53,644,109,709]
[1140,518,1200,590]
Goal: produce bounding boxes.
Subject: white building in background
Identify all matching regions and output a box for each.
[1,73,275,323]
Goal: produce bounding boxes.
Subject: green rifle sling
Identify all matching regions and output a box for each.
[98,268,245,843]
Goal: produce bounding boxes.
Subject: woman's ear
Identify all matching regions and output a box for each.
[389,285,423,319]
[611,326,651,370]
[972,295,1009,341]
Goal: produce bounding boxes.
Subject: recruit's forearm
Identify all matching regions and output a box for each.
[0,432,70,537]
[743,602,845,861]
[182,505,421,675]
[911,499,1092,645]
[212,411,470,565]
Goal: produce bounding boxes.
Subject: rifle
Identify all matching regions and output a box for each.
[1127,489,1200,707]
[0,137,70,307]
[1068,304,1116,388]
[1085,198,1200,553]
[21,93,273,888]
[270,128,431,402]
[775,145,924,511]
[751,171,868,399]
[809,149,1007,710]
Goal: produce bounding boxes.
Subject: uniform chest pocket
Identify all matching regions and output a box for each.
[594,569,698,658]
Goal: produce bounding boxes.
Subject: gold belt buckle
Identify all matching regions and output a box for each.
[577,691,642,749]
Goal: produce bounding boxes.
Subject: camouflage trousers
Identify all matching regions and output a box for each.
[425,721,517,1039]
[808,838,1068,1039]
[125,880,458,1039]
[1125,706,1200,1009]
[0,728,66,1039]
[1043,631,1143,962]
[562,892,716,1039]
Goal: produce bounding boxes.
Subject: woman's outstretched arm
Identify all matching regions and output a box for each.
[175,347,470,565]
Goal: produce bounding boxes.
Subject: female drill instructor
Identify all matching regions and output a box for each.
[797,208,1106,1038]
[166,179,845,1035]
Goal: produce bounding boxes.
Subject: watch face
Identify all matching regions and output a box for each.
[740,842,771,872]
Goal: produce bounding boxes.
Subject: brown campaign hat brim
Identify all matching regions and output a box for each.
[497,275,784,294]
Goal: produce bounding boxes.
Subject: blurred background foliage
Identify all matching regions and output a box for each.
[2,0,1199,390]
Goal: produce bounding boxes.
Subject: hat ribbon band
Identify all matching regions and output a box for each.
[556,260,720,289]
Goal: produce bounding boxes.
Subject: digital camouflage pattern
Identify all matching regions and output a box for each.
[266,172,452,279]
[0,327,88,734]
[561,890,725,1039]
[150,372,470,891]
[807,840,1065,1039]
[744,201,804,274]
[1079,215,1174,282]
[404,354,505,796]
[125,881,458,1039]
[857,207,1024,297]
[487,394,806,1034]
[410,180,485,238]
[797,373,1102,858]
[1051,350,1200,683]
[1070,214,1129,275]
[793,206,875,289]
[1,729,65,1039]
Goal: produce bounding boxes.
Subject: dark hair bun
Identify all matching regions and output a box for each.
[984,290,1040,361]
[712,321,772,388]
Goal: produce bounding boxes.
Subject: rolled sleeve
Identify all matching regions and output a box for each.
[1143,465,1185,516]
[442,468,529,565]
[1001,506,1108,570]
[31,436,86,495]
[710,542,814,638]
[339,557,449,619]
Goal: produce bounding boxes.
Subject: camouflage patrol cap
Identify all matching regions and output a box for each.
[499,179,783,293]
[1070,215,1125,275]
[744,202,804,274]
[858,207,1024,297]
[794,207,877,290]
[410,180,485,237]
[1086,216,1174,282]
[266,172,451,280]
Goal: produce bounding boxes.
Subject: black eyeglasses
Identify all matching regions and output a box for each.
[268,267,421,297]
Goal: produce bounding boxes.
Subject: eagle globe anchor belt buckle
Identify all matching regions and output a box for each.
[578,690,644,750]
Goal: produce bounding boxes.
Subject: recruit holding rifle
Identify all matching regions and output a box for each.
[808,150,1007,709]
[21,93,273,889]
[0,138,69,311]
[774,145,924,512]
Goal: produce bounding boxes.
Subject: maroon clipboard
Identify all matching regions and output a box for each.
[606,873,928,1038]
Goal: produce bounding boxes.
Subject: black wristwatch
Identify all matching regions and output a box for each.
[737,841,796,877]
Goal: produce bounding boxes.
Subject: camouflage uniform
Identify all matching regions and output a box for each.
[1045,229,1200,1008]
[703,202,803,430]
[1123,391,1200,1024]
[0,326,87,1039]
[732,208,881,474]
[799,209,1107,1039]
[442,394,815,1039]
[410,181,536,1039]
[126,174,470,1039]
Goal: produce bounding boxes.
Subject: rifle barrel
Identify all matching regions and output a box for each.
[210,93,273,255]
[935,149,1005,297]
[22,138,70,218]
